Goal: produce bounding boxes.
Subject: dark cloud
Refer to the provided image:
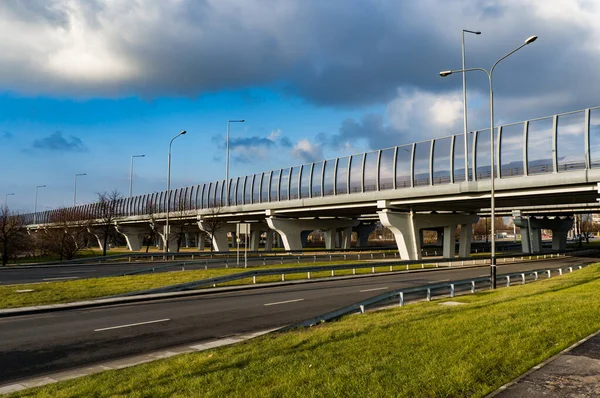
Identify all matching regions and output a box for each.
[31,131,87,152]
[280,137,293,148]
[1,132,13,140]
[229,136,276,150]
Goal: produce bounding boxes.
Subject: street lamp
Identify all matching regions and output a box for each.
[462,29,481,182]
[4,193,14,207]
[34,185,46,224]
[129,154,145,197]
[226,120,245,207]
[440,35,537,289]
[73,173,87,206]
[165,130,187,253]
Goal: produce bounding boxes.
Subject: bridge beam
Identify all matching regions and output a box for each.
[266,217,359,252]
[378,210,479,260]
[514,216,573,253]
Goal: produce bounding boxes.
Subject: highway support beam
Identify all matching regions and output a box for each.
[377,209,478,261]
[266,217,359,251]
[514,216,573,253]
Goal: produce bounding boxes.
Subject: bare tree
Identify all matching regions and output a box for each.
[0,205,27,266]
[201,205,226,252]
[145,201,159,253]
[42,207,91,261]
[94,190,123,256]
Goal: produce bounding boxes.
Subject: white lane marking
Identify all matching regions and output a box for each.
[42,277,80,281]
[264,298,304,306]
[59,270,97,274]
[359,287,388,293]
[94,318,170,332]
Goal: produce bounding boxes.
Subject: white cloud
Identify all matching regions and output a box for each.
[291,139,323,163]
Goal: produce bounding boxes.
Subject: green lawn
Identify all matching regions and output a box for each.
[10,263,600,397]
[0,262,436,309]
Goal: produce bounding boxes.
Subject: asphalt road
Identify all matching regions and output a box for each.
[0,253,386,285]
[0,255,596,385]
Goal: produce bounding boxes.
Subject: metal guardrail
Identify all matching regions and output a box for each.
[279,262,592,331]
[112,250,593,297]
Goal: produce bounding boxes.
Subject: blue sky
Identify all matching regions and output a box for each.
[1,0,599,211]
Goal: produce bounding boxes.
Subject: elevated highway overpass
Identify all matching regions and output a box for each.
[23,106,600,259]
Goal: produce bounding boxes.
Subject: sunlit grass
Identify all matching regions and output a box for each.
[12,263,600,397]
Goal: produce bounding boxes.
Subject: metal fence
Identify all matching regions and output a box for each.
[24,106,600,225]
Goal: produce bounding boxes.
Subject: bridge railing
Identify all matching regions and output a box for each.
[25,106,600,225]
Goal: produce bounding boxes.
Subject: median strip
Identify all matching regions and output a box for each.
[94,318,170,332]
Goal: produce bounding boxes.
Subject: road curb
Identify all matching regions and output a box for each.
[0,264,484,318]
[0,328,279,395]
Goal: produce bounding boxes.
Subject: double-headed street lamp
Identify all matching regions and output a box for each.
[462,29,481,182]
[34,185,46,224]
[129,154,145,198]
[165,131,187,253]
[440,35,537,289]
[226,120,245,207]
[73,173,87,206]
[4,193,14,207]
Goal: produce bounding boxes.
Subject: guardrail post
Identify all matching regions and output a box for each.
[182,264,185,271]
[569,267,573,273]
[399,292,404,306]
[344,254,347,260]
[534,271,538,280]
[547,270,551,278]
[253,276,256,284]
[435,262,438,268]
[421,263,424,269]
[330,255,332,261]
[579,265,583,269]
[191,254,194,260]
[357,254,361,260]
[450,284,455,298]
[128,256,131,262]
[282,274,285,281]
[471,281,475,293]
[353,268,356,275]
[225,259,228,269]
[297,256,300,264]
[406,264,409,270]
[427,288,431,301]
[314,255,316,262]
[506,275,510,287]
[559,268,563,275]
[371,253,374,259]
[449,261,452,267]
[331,270,335,276]
[372,266,375,273]
[359,305,365,314]
[389,265,393,272]
[307,272,311,279]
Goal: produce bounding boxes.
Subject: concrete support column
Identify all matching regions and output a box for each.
[353,223,377,247]
[198,219,237,252]
[443,225,456,258]
[378,209,478,260]
[342,227,352,249]
[264,230,274,251]
[87,227,108,252]
[324,229,336,250]
[197,232,206,251]
[155,225,180,253]
[115,225,149,252]
[458,224,472,258]
[250,230,261,251]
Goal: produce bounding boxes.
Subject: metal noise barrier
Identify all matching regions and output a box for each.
[277,263,590,332]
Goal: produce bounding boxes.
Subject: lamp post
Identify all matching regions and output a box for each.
[226,120,245,207]
[34,185,46,224]
[462,29,481,182]
[4,193,14,207]
[440,35,537,289]
[165,131,187,253]
[129,154,145,197]
[73,173,86,206]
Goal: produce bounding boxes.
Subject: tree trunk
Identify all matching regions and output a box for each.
[2,245,8,266]
[103,233,108,256]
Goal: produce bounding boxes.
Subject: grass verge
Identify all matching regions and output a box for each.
[10,263,600,397]
[0,262,437,309]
